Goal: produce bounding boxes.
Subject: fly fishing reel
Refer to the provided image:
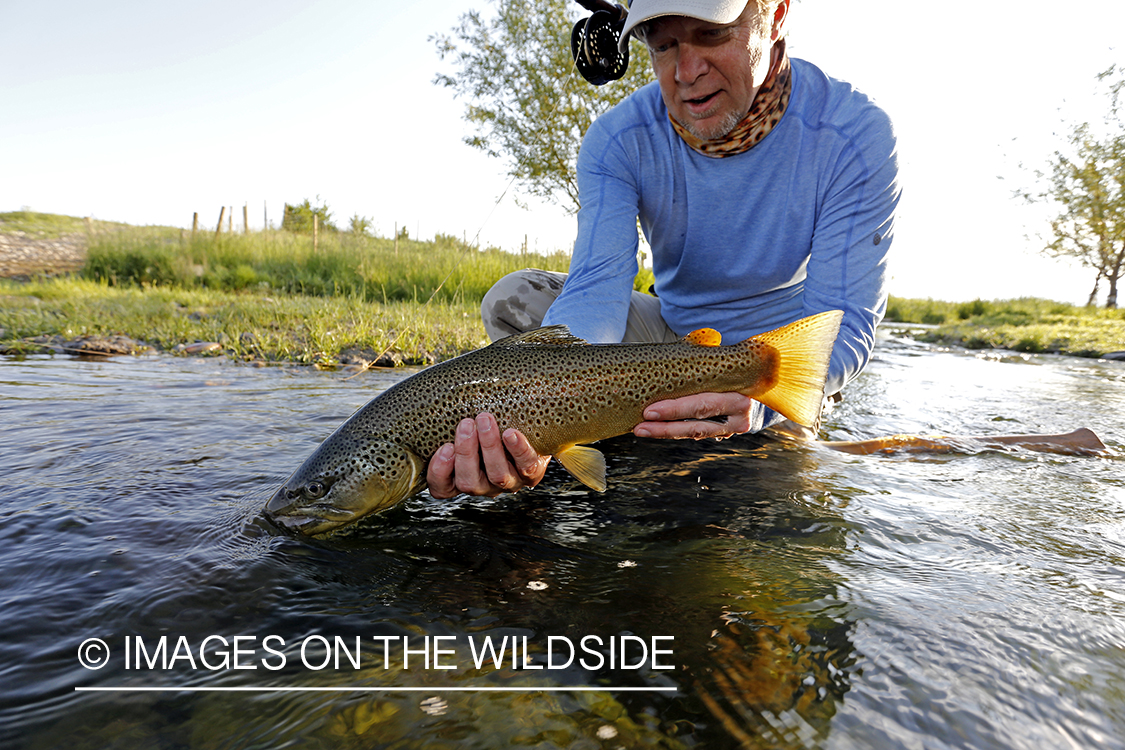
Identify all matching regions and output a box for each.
[571,0,630,85]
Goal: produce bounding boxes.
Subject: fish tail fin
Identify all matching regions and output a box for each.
[743,310,843,428]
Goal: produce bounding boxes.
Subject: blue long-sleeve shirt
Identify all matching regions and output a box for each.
[544,58,901,397]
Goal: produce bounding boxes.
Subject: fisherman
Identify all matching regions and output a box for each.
[428,0,900,499]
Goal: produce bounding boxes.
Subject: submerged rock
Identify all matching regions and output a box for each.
[177,341,222,355]
[338,346,402,369]
[27,334,149,356]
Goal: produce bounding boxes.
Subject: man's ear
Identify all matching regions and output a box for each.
[771,0,791,41]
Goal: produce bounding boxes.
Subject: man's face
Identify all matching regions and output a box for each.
[644,2,781,141]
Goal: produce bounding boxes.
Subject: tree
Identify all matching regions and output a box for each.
[432,0,655,212]
[1027,67,1125,309]
[348,213,373,237]
[281,198,337,235]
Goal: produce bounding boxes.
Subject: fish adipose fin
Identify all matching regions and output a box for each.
[747,310,843,428]
[492,325,589,347]
[555,444,607,492]
[683,328,722,347]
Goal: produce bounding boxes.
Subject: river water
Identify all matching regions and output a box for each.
[1,330,1123,749]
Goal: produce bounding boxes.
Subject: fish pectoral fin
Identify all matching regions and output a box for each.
[682,328,722,347]
[555,445,607,493]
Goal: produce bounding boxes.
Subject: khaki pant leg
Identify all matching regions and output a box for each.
[481,269,678,343]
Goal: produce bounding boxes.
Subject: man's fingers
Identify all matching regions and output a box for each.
[642,392,750,421]
[426,415,550,498]
[504,429,551,488]
[452,417,500,497]
[426,442,457,499]
[635,393,754,440]
[475,413,519,490]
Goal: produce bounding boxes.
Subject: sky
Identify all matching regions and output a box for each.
[2,0,1122,305]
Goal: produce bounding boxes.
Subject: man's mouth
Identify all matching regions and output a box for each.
[684,91,720,113]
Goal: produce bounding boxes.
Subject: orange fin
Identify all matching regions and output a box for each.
[744,310,843,428]
[555,445,607,492]
[682,328,722,347]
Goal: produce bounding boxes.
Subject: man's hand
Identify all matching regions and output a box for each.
[426,412,552,499]
[633,392,754,440]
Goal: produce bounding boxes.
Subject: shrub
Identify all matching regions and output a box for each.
[1012,336,1044,353]
[957,299,988,319]
[921,310,946,325]
[281,199,337,234]
[348,214,373,237]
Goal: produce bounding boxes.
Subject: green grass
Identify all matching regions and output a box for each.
[0,278,486,365]
[886,295,1125,357]
[80,225,572,305]
[0,210,130,238]
[0,215,685,364]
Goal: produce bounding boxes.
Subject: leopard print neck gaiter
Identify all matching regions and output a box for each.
[668,38,792,158]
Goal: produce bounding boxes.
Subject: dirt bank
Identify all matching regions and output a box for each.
[0,232,86,279]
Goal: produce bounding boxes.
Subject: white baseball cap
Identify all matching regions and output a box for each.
[618,0,750,53]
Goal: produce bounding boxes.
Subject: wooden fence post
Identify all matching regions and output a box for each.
[215,207,226,241]
[243,204,249,234]
[192,212,198,241]
[228,207,233,234]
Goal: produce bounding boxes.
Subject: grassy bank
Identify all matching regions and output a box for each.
[2,212,1123,363]
[5,282,1120,364]
[1,212,574,363]
[0,209,131,238]
[885,296,1125,357]
[81,223,572,305]
[0,278,485,365]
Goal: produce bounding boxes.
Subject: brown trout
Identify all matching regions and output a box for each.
[265,310,842,535]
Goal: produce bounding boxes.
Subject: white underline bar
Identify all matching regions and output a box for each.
[75,686,676,693]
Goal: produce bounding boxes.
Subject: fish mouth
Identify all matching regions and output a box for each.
[265,512,324,534]
[265,486,300,515]
[263,487,354,536]
[263,509,352,537]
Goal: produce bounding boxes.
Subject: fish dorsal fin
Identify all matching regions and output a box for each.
[682,328,722,347]
[491,325,589,348]
[555,444,607,492]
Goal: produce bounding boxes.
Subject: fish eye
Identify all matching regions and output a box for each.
[304,482,327,499]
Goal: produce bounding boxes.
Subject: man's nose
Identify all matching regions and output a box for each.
[675,43,709,84]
